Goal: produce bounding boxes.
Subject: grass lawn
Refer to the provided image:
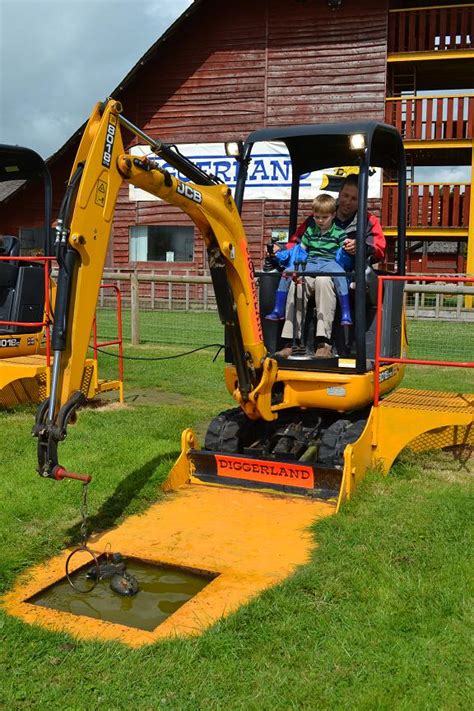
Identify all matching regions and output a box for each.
[0,326,472,709]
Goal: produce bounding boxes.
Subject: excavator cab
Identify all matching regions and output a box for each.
[232,122,407,373]
[0,145,51,338]
[200,122,408,481]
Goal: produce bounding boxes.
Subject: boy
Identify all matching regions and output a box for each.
[266,193,353,322]
[277,193,352,357]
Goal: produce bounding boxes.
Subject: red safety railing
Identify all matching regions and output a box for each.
[388,4,473,53]
[0,255,55,366]
[374,275,474,405]
[92,283,124,395]
[382,183,471,229]
[385,95,474,141]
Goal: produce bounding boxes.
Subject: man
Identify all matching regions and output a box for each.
[277,175,385,358]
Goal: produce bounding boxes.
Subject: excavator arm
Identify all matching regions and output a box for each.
[33,99,277,480]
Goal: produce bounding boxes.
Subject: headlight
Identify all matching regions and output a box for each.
[349,134,366,151]
[225,141,244,159]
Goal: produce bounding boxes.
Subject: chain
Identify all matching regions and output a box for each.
[64,480,100,593]
[80,481,90,547]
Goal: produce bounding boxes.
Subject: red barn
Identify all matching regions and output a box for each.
[1,0,473,276]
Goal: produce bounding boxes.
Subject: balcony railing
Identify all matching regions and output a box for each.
[382,182,471,229]
[385,95,474,140]
[388,4,473,54]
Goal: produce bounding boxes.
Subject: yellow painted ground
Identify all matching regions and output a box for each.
[2,484,336,647]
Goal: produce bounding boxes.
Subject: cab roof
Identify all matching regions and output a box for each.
[244,121,404,175]
[0,144,48,183]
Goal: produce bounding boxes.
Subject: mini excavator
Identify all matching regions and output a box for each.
[0,146,51,355]
[33,98,407,499]
[0,144,122,407]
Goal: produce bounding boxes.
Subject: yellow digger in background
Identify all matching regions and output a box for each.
[0,144,122,407]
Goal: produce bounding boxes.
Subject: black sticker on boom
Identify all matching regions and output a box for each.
[176,182,202,204]
[102,114,117,168]
[0,337,20,348]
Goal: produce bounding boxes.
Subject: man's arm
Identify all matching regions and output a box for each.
[343,212,385,261]
[366,212,385,261]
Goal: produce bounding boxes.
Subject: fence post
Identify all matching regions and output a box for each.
[131,271,140,345]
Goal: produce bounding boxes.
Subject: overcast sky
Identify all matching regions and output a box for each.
[0,0,193,159]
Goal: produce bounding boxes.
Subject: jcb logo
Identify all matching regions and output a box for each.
[102,116,117,168]
[176,182,202,204]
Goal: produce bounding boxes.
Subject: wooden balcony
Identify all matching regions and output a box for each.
[382,182,471,232]
[385,95,474,141]
[388,4,473,54]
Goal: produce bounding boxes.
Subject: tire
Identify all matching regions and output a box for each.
[204,408,256,454]
[318,416,368,467]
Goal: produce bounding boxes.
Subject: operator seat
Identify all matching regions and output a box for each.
[0,235,20,258]
[0,235,20,288]
[0,235,45,335]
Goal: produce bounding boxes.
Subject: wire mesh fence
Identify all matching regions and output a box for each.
[94,272,474,355]
[96,271,222,347]
[95,308,223,347]
[405,318,473,364]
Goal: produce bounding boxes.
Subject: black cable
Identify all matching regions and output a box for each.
[91,343,225,362]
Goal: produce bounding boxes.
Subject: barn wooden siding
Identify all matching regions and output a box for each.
[114,0,389,273]
[1,0,389,272]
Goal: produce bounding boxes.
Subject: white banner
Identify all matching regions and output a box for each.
[128,142,381,201]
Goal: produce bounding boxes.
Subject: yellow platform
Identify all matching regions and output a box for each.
[341,389,473,501]
[0,354,123,407]
[0,355,49,407]
[2,485,335,647]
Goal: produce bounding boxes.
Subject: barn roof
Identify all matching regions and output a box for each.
[47,0,202,166]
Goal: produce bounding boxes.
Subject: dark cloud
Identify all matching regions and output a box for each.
[0,0,192,158]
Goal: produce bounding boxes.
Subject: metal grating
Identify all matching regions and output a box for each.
[408,424,473,454]
[381,388,474,413]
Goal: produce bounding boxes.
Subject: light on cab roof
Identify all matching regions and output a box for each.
[349,134,366,151]
[225,141,244,159]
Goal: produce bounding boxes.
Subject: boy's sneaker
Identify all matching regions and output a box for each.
[315,343,333,358]
[274,345,292,358]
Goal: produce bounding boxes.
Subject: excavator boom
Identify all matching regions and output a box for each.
[34,99,277,479]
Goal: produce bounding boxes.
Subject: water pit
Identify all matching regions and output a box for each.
[27,557,215,632]
[3,484,336,645]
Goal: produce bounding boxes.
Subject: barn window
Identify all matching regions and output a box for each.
[129,225,194,263]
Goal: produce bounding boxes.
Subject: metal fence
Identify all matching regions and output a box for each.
[95,270,474,347]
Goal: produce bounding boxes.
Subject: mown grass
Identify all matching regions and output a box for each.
[0,327,472,709]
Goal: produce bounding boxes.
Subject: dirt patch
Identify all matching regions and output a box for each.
[86,388,198,409]
[122,388,198,407]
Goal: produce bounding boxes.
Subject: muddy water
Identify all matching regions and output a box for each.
[28,559,214,631]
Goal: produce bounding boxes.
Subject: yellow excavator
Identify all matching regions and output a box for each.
[0,145,53,405]
[32,98,408,499]
[0,144,122,407]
